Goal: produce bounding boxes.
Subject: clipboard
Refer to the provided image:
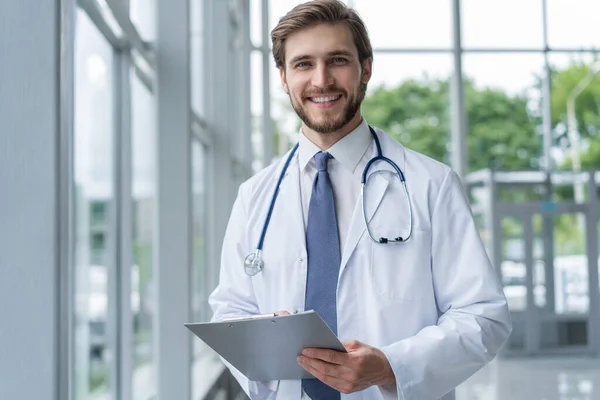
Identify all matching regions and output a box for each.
[184,310,346,381]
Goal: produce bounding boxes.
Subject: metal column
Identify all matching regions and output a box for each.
[450,0,468,179]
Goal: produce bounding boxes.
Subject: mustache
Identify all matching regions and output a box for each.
[302,87,346,99]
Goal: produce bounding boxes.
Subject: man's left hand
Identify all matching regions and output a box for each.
[297,340,395,394]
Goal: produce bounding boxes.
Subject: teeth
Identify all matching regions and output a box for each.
[311,95,339,103]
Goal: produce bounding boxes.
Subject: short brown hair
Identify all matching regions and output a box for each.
[271,0,373,70]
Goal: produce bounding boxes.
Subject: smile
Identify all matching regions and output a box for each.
[307,94,342,108]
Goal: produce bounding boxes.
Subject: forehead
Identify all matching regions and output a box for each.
[284,23,357,62]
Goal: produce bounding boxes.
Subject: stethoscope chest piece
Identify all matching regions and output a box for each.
[244,251,264,276]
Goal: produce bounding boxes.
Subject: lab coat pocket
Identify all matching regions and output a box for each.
[369,228,432,301]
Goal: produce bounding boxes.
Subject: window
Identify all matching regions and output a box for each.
[73,8,115,399]
[463,54,545,172]
[362,53,453,164]
[130,0,156,40]
[547,0,600,49]
[462,0,544,49]
[191,140,208,326]
[131,70,157,400]
[191,0,205,116]
[353,0,452,49]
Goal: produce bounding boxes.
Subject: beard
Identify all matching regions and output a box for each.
[289,82,367,134]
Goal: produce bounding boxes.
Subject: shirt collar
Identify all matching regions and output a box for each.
[298,119,372,174]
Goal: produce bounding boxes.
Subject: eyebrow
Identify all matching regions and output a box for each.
[288,50,355,66]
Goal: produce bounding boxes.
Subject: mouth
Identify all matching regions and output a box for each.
[306,94,343,108]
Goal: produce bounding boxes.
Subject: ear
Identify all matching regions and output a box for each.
[279,67,289,94]
[360,57,373,85]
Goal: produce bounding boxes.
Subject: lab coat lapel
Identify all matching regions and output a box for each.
[340,172,389,274]
[279,156,307,258]
[339,129,405,275]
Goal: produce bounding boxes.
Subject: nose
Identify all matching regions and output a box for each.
[311,62,333,88]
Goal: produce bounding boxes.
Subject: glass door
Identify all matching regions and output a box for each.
[497,205,598,356]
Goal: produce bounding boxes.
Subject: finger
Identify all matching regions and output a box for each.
[298,355,348,378]
[302,348,346,365]
[300,356,363,385]
[298,359,368,395]
[275,310,290,316]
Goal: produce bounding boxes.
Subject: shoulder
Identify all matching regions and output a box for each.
[373,126,452,186]
[237,146,297,206]
[372,127,460,220]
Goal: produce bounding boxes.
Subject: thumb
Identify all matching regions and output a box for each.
[343,339,364,352]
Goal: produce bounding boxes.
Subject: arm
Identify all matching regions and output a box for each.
[379,169,512,399]
[208,186,280,399]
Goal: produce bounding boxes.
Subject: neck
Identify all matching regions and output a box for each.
[302,113,363,150]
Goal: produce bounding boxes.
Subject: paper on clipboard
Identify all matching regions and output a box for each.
[184,310,346,381]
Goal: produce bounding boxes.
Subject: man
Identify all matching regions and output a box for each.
[209,1,511,399]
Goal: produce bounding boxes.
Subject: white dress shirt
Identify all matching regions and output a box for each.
[298,119,373,254]
[298,120,373,399]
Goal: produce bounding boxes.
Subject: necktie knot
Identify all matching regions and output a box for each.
[314,151,332,172]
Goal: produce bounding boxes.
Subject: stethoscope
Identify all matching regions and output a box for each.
[244,126,413,276]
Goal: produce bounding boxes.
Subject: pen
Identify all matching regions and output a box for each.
[222,313,277,322]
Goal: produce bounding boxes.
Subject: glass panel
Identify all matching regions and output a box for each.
[547,0,600,49]
[251,51,265,172]
[269,0,349,36]
[554,213,589,314]
[361,53,453,164]
[191,140,208,327]
[131,70,157,400]
[191,140,209,400]
[548,53,600,172]
[250,0,262,48]
[269,53,297,163]
[532,214,547,308]
[73,8,115,399]
[462,0,544,49]
[130,0,156,40]
[500,216,527,311]
[191,0,204,116]
[463,54,544,173]
[352,0,452,49]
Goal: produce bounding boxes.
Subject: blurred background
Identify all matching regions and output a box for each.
[1,0,600,399]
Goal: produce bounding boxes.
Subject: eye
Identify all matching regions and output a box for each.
[295,61,311,69]
[331,57,348,64]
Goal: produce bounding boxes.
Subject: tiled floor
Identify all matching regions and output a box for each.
[456,356,600,400]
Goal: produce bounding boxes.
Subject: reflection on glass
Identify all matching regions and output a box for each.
[131,72,157,400]
[463,54,544,173]
[500,216,527,311]
[74,8,114,399]
[554,213,589,314]
[462,0,543,49]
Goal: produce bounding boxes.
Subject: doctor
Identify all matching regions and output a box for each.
[209,0,511,399]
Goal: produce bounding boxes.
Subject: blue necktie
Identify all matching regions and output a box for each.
[302,151,341,400]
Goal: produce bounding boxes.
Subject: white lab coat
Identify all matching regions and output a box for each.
[209,128,512,400]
